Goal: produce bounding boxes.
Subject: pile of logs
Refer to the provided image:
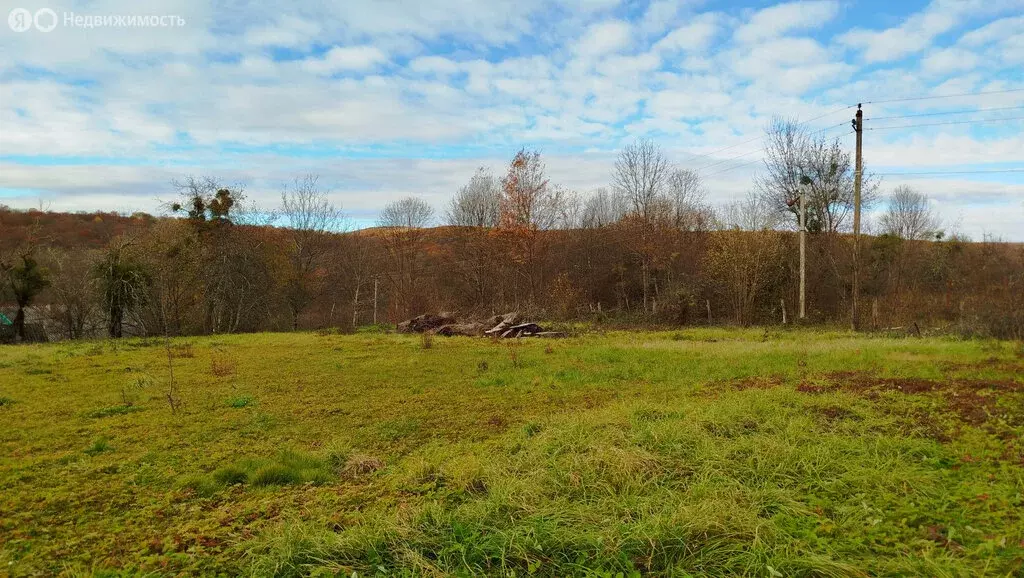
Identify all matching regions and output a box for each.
[397,312,565,338]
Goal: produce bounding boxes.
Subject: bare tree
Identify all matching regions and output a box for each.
[379,197,434,230]
[446,169,500,309]
[719,192,783,232]
[581,188,626,229]
[446,168,500,228]
[44,247,100,339]
[880,185,941,240]
[756,116,877,234]
[612,138,671,222]
[665,168,709,230]
[279,174,346,329]
[378,196,435,318]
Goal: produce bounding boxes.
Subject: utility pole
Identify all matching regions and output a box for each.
[799,176,809,320]
[851,104,863,331]
[373,276,379,325]
[788,176,811,321]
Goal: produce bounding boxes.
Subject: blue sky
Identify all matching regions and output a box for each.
[0,0,1021,238]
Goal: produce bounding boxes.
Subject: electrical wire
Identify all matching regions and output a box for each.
[866,116,1024,131]
[697,124,850,175]
[867,105,1024,121]
[869,168,1024,176]
[863,88,1024,105]
[682,104,855,165]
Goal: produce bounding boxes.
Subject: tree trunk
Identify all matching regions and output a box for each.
[14,306,26,341]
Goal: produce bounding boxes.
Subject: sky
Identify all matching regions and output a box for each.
[0,0,1022,239]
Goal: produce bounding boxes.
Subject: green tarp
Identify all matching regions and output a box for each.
[0,313,12,326]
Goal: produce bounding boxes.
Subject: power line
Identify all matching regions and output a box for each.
[863,87,1024,105]
[697,123,850,175]
[867,105,1024,121]
[682,105,854,166]
[870,168,1024,176]
[866,116,1024,131]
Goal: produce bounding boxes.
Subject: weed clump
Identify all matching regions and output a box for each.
[84,437,113,456]
[212,466,248,486]
[251,464,303,487]
[0,396,14,408]
[182,450,339,495]
[227,395,255,408]
[210,352,236,377]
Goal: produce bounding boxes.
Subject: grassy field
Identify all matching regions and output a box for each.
[1,328,1023,577]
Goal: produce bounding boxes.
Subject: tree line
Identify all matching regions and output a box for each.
[2,118,1022,341]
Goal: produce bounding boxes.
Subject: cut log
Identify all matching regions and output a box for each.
[397,313,457,333]
[433,322,485,337]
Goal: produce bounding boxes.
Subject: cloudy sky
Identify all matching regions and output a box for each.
[0,0,1022,238]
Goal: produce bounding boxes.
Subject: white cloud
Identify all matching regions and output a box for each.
[302,46,389,74]
[733,0,839,44]
[838,0,1024,63]
[920,47,980,76]
[1,0,1022,239]
[959,16,1024,46]
[243,16,321,48]
[408,56,462,76]
[654,13,721,54]
[575,20,633,57]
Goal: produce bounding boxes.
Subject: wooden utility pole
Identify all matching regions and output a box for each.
[799,179,807,320]
[851,104,863,331]
[373,276,379,325]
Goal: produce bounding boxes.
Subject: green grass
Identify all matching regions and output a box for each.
[83,405,143,419]
[227,395,256,408]
[1,328,1023,576]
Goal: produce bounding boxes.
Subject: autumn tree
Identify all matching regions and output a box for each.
[612,140,704,312]
[168,177,272,333]
[705,193,786,325]
[496,149,567,306]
